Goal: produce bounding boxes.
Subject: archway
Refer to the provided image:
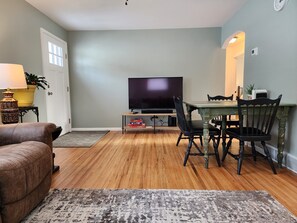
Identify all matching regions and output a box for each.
[222,31,246,98]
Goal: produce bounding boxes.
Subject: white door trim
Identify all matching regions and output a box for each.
[40,28,71,133]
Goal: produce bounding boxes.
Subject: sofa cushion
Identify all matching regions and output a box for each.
[0,141,52,205]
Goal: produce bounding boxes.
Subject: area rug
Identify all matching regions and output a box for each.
[53,131,109,148]
[22,189,296,222]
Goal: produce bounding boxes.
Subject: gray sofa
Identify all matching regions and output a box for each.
[0,122,56,223]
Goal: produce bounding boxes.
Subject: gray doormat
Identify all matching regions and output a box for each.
[22,189,296,222]
[53,131,109,148]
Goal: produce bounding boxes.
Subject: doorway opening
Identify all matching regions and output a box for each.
[223,31,246,99]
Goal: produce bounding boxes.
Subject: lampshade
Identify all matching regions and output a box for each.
[0,63,27,90]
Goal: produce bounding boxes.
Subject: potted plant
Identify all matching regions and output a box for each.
[24,72,49,90]
[245,84,255,100]
[13,72,49,107]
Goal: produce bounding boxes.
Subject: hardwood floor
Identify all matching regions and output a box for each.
[52,130,297,216]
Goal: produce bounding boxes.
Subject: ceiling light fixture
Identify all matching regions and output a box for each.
[229,36,238,44]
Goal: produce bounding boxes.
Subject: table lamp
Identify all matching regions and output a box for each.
[0,63,27,124]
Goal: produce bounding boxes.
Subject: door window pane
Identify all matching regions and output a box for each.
[48,41,64,67]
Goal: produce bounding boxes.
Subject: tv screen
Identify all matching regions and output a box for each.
[128,77,183,110]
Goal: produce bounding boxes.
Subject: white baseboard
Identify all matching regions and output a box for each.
[256,144,297,174]
[71,127,122,131]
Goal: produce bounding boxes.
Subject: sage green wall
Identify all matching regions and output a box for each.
[222,0,297,158]
[68,28,225,128]
[0,0,67,121]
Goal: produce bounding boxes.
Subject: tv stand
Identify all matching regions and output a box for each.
[141,109,173,114]
[122,112,177,133]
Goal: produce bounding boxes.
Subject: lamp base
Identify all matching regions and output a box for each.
[0,90,19,124]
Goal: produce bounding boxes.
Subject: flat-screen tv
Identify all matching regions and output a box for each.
[128,77,183,111]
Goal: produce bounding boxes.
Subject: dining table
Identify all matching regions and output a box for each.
[183,100,296,169]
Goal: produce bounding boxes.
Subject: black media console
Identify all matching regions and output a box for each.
[122,112,177,134]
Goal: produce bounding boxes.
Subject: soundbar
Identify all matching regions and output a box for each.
[141,109,173,114]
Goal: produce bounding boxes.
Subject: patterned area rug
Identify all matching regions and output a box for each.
[22,189,296,223]
[53,131,109,148]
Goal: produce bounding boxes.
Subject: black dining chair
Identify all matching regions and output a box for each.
[176,126,203,147]
[173,96,221,166]
[207,94,239,128]
[221,95,282,175]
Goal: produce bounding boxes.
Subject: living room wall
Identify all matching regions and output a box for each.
[222,0,297,165]
[0,0,67,121]
[68,28,225,128]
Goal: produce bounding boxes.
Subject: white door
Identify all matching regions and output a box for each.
[40,28,71,135]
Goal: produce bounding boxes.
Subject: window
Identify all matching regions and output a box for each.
[48,42,63,67]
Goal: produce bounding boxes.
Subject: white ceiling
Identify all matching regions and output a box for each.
[25,0,248,31]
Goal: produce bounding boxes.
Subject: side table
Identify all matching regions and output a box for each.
[19,106,39,123]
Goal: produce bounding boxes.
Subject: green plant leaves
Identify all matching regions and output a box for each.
[25,72,49,90]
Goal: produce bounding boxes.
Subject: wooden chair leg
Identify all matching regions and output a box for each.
[261,141,277,174]
[176,132,183,146]
[251,141,257,161]
[193,140,203,155]
[237,140,245,175]
[225,128,233,147]
[212,136,221,167]
[183,137,193,166]
[222,138,232,162]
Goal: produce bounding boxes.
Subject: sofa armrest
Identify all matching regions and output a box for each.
[0,122,57,149]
